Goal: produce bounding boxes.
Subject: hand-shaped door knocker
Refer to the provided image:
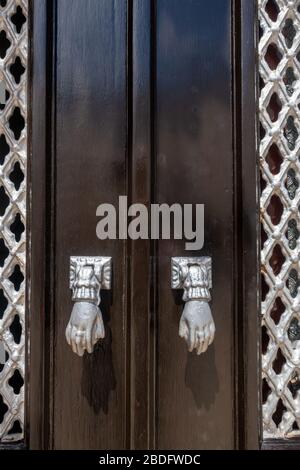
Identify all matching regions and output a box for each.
[171,257,215,355]
[66,256,112,356]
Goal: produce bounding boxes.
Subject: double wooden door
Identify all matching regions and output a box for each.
[29,0,259,449]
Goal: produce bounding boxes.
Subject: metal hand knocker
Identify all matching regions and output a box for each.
[66,256,112,356]
[171,257,215,355]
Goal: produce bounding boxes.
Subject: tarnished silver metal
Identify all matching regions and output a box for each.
[0,0,28,443]
[171,257,214,355]
[259,0,300,438]
[66,256,112,356]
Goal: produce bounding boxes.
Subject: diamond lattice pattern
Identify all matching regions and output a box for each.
[0,0,27,443]
[259,0,300,438]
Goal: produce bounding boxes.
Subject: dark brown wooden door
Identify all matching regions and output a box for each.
[30,0,259,450]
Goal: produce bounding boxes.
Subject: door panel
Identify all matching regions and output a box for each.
[29,0,258,450]
[155,0,234,449]
[53,0,128,449]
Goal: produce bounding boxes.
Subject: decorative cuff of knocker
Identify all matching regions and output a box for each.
[72,296,99,304]
[182,289,211,303]
[70,256,112,304]
[171,256,212,298]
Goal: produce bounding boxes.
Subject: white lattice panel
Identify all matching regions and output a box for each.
[259,0,300,438]
[0,0,27,443]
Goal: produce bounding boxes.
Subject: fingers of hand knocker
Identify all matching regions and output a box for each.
[95,315,105,340]
[178,300,215,355]
[86,313,104,353]
[196,322,215,355]
[69,327,81,356]
[66,325,82,356]
[65,302,105,356]
[71,323,97,356]
[65,323,72,346]
[196,325,209,355]
[74,329,85,356]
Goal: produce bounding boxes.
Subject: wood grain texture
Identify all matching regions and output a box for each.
[129,0,153,449]
[239,0,261,450]
[53,0,128,449]
[155,0,234,449]
[28,0,48,449]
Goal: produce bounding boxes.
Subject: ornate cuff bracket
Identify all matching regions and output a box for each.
[171,257,215,355]
[171,257,212,300]
[70,256,112,304]
[66,256,112,356]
